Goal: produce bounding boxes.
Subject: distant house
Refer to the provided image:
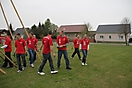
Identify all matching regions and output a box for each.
[57,25,85,39]
[95,24,131,42]
[14,28,30,38]
[57,24,95,42]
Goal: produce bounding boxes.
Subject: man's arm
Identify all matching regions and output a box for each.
[1,45,8,48]
[39,43,43,51]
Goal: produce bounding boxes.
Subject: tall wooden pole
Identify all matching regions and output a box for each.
[0,2,14,41]
[10,0,29,38]
[0,2,18,68]
[10,0,42,63]
[0,68,6,74]
[0,50,17,68]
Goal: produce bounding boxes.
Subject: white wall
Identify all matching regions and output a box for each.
[95,33,131,42]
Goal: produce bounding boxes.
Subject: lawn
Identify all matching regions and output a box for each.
[0,42,132,88]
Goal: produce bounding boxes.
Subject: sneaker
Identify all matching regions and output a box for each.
[66,67,72,70]
[57,66,60,70]
[82,63,85,66]
[30,64,34,68]
[51,70,58,74]
[2,65,7,67]
[38,72,45,75]
[17,70,22,73]
[85,63,87,65]
[22,67,24,71]
[71,57,73,59]
[79,58,82,60]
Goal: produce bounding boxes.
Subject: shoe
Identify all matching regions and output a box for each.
[17,70,22,73]
[57,66,60,70]
[51,70,58,74]
[2,65,7,67]
[85,63,87,65]
[79,58,82,60]
[30,64,34,68]
[8,66,13,68]
[82,63,85,66]
[38,72,45,75]
[66,67,72,70]
[22,67,24,71]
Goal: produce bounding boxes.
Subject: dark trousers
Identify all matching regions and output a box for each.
[38,53,55,72]
[57,50,70,68]
[28,49,35,64]
[3,52,13,67]
[71,48,81,59]
[82,50,88,64]
[16,54,26,70]
[33,51,36,62]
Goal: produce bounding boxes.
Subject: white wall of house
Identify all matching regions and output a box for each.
[95,33,131,42]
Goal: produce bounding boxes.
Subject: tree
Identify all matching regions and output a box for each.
[9,23,14,33]
[8,23,14,39]
[44,18,51,36]
[119,17,131,46]
[50,23,58,39]
[81,23,92,37]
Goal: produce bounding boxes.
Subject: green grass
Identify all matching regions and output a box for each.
[0,42,132,88]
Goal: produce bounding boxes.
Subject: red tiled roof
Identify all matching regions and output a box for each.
[57,25,86,33]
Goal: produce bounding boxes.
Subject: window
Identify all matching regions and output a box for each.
[109,36,111,39]
[119,36,123,39]
[100,36,104,39]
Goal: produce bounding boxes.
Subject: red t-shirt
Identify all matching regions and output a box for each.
[26,37,37,50]
[4,36,12,52]
[73,37,80,48]
[80,38,90,50]
[33,38,38,50]
[42,35,53,54]
[56,35,69,50]
[15,38,26,54]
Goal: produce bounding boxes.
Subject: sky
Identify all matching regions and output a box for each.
[0,0,132,30]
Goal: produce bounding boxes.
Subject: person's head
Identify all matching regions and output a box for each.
[84,34,87,39]
[29,32,34,38]
[48,30,52,36]
[33,35,36,38]
[59,30,64,36]
[3,32,8,38]
[77,34,80,38]
[16,33,21,39]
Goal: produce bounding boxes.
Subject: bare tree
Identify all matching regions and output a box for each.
[81,23,92,37]
[119,17,131,46]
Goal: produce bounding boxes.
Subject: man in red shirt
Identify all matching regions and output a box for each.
[38,31,58,75]
[71,34,82,60]
[80,34,90,66]
[15,33,26,72]
[1,32,13,68]
[26,32,36,68]
[56,30,72,69]
[33,35,38,62]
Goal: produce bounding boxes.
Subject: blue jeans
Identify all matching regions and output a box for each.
[28,49,35,64]
[82,50,88,64]
[57,50,70,68]
[38,53,55,72]
[16,54,26,70]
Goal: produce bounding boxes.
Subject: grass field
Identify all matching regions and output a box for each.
[0,42,132,88]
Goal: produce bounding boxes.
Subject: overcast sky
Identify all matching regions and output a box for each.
[0,0,132,30]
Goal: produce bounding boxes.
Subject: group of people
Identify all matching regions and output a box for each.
[1,30,90,75]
